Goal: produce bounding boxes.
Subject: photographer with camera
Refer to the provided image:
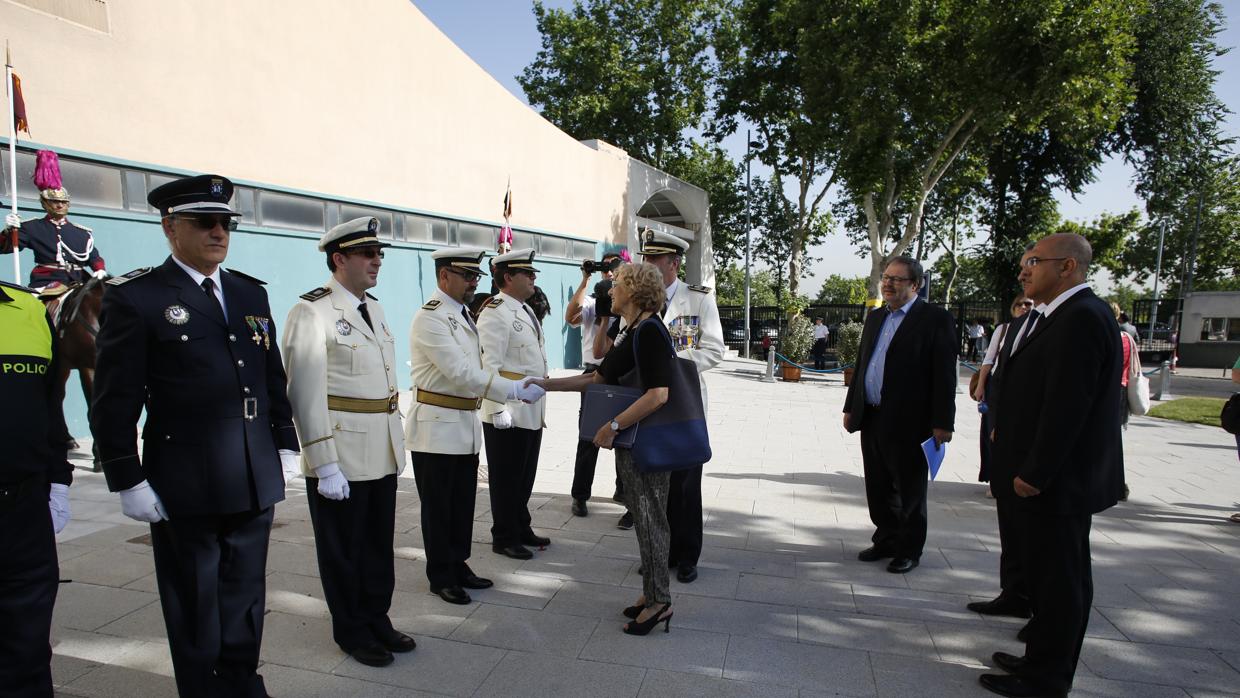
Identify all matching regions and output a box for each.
[565,252,627,523]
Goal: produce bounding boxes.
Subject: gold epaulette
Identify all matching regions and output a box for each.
[688,284,711,294]
[483,296,504,310]
[300,287,331,302]
[422,299,442,310]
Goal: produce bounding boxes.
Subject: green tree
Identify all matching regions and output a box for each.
[1103,282,1148,315]
[518,0,721,170]
[715,265,779,306]
[1055,210,1144,280]
[748,174,829,308]
[815,275,868,305]
[663,142,746,268]
[793,0,1138,298]
[928,253,991,302]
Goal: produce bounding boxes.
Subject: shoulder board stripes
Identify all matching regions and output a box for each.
[422,299,442,310]
[300,287,331,302]
[688,284,711,294]
[225,268,267,285]
[483,296,504,310]
[106,267,153,286]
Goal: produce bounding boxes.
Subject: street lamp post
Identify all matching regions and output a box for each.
[744,129,753,359]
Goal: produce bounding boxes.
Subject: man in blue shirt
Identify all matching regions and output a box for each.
[842,256,957,574]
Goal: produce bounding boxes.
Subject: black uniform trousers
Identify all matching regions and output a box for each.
[305,474,397,652]
[149,506,273,698]
[0,476,58,698]
[570,366,624,503]
[666,464,704,567]
[1020,511,1093,693]
[410,451,478,589]
[859,411,929,560]
[482,424,542,547]
[996,497,1030,603]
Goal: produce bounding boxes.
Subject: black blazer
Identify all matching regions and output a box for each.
[91,257,298,517]
[843,298,957,441]
[989,288,1123,515]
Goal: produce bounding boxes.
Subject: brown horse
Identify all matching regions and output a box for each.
[51,274,106,466]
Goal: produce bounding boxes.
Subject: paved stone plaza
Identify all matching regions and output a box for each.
[48,357,1240,697]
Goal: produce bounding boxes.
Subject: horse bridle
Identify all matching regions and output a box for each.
[58,275,103,339]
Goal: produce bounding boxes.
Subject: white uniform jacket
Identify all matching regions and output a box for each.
[404,289,513,455]
[661,279,725,408]
[477,291,549,430]
[281,277,404,480]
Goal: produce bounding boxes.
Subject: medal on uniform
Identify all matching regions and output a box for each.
[245,316,262,345]
[164,304,190,325]
[256,317,271,349]
[670,315,701,350]
[336,319,351,336]
[513,320,524,333]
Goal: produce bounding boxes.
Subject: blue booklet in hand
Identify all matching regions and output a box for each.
[580,384,641,448]
[921,436,947,480]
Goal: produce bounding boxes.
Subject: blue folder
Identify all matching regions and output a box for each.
[921,436,948,481]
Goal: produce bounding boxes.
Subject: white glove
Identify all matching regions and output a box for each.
[119,480,169,523]
[314,463,350,501]
[512,378,545,403]
[279,450,301,484]
[5,213,20,230]
[49,483,71,534]
[92,268,108,280]
[492,409,513,429]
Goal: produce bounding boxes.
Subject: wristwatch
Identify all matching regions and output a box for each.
[609,420,621,432]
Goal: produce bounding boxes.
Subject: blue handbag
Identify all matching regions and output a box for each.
[619,318,712,473]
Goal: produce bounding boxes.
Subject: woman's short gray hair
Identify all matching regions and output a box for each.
[614,262,666,314]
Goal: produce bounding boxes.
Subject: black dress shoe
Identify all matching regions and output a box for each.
[521,532,551,548]
[978,673,1065,697]
[676,564,698,583]
[460,571,493,589]
[347,641,394,667]
[857,546,894,562]
[1017,620,1031,643]
[617,512,634,530]
[375,629,416,653]
[886,557,918,573]
[571,499,588,517]
[492,543,533,560]
[991,651,1025,674]
[431,585,471,605]
[967,596,1032,618]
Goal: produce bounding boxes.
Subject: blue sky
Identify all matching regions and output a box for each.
[412,0,1240,288]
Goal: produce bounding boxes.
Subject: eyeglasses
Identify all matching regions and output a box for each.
[1022,256,1069,268]
[173,214,239,232]
[444,267,482,282]
[348,249,384,259]
[880,275,913,283]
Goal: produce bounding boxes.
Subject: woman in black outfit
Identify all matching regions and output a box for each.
[529,262,675,635]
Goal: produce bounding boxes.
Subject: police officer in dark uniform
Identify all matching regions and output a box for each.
[0,279,73,698]
[90,174,299,698]
[3,186,107,291]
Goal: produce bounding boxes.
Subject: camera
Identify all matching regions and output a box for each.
[582,257,622,275]
[593,279,615,318]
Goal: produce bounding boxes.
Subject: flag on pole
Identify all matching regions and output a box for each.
[11,73,28,134]
[501,182,512,220]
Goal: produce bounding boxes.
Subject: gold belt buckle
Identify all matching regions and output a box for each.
[387,394,399,414]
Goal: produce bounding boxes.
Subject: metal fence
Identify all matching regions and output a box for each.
[1130,297,1182,361]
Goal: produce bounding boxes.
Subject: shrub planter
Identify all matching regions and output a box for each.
[781,363,803,382]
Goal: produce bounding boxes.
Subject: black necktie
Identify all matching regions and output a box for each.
[358,302,374,332]
[201,278,226,320]
[1025,309,1041,336]
[461,307,476,332]
[523,304,542,340]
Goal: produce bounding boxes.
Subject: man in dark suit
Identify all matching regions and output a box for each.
[979,233,1124,698]
[91,174,299,698]
[843,255,956,574]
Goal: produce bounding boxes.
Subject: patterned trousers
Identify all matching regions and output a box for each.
[615,448,672,606]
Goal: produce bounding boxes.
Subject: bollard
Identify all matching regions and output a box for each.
[761,348,777,383]
[1155,360,1172,401]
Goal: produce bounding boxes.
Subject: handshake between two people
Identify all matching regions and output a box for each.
[491,376,548,430]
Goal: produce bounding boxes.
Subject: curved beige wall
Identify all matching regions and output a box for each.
[2,0,630,242]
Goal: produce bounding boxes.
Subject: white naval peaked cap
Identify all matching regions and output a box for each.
[638,228,690,255]
[432,247,488,274]
[319,216,390,252]
[493,247,539,272]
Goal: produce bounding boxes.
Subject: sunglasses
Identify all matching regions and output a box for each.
[174,214,239,232]
[348,248,385,259]
[444,267,483,282]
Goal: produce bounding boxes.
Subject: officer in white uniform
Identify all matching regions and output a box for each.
[638,229,724,584]
[478,248,551,560]
[281,216,412,668]
[405,248,545,605]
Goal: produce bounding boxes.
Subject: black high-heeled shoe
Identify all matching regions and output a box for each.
[622,604,643,619]
[623,604,672,636]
